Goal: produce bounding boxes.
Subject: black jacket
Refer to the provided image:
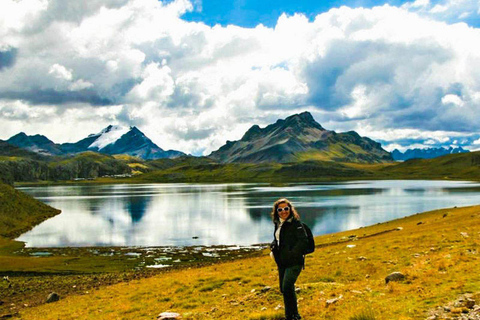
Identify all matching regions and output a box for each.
[271,217,308,268]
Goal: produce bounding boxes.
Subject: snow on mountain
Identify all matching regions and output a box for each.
[88,125,131,150]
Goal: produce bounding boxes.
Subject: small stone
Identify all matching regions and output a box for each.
[460,232,469,238]
[274,304,283,310]
[444,306,451,312]
[295,287,301,293]
[326,295,343,306]
[396,227,403,231]
[157,312,182,320]
[385,272,405,284]
[466,298,476,309]
[260,286,271,293]
[358,256,367,261]
[210,307,217,312]
[46,292,60,303]
[251,289,256,293]
[261,307,267,311]
[417,221,423,225]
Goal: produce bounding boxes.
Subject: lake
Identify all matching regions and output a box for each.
[16,180,480,248]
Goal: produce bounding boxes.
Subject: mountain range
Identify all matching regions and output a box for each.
[392,147,469,161]
[208,112,392,163]
[7,126,185,160]
[6,112,471,164]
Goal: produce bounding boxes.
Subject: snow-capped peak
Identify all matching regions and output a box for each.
[89,125,131,150]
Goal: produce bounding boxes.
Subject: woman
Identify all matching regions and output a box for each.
[270,198,308,320]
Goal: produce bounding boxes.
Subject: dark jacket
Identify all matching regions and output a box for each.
[271,217,309,268]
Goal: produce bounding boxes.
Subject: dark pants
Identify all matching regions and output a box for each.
[278,264,302,319]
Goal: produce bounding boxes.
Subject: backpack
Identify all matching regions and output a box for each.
[301,222,315,254]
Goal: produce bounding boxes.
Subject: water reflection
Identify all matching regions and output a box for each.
[16,180,480,247]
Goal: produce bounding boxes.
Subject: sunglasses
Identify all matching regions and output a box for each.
[277,206,290,213]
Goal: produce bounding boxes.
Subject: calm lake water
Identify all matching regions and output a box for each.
[16,180,480,248]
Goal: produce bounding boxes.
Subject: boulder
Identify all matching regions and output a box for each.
[385,272,405,284]
[46,292,60,303]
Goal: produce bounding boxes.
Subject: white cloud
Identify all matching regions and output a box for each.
[441,94,464,106]
[1,0,480,155]
[49,64,72,81]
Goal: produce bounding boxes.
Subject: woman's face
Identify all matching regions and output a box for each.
[277,202,291,220]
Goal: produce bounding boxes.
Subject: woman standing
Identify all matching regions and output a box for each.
[270,198,308,320]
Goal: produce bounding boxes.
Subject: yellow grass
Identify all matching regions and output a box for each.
[19,205,480,320]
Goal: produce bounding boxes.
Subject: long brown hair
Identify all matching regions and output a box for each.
[270,198,300,223]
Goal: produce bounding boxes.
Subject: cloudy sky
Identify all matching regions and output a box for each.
[1,0,480,155]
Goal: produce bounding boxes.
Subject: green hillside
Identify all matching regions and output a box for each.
[379,151,480,180]
[0,182,61,238]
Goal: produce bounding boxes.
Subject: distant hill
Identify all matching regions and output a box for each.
[6,126,185,160]
[0,140,49,161]
[209,112,392,163]
[380,150,480,179]
[392,147,469,161]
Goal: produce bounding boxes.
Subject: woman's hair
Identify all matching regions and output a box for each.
[270,198,300,223]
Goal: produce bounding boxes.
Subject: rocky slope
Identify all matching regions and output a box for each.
[209,111,392,163]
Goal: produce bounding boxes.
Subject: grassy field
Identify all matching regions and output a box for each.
[9,204,480,320]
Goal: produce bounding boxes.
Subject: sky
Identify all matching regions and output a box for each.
[0,0,480,156]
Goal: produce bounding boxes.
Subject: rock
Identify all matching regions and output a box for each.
[157,312,182,320]
[443,213,448,218]
[260,286,271,293]
[465,298,476,309]
[385,272,405,284]
[0,314,13,319]
[46,292,60,303]
[261,307,267,311]
[396,227,403,231]
[326,295,343,306]
[358,256,367,261]
[251,289,256,293]
[417,222,424,225]
[461,232,469,238]
[295,287,301,293]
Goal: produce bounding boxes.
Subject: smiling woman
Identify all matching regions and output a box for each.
[269,198,308,320]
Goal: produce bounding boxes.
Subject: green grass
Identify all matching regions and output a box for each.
[0,182,61,238]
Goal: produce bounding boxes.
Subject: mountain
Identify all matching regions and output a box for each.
[91,126,185,159]
[392,147,469,161]
[6,126,185,160]
[61,125,185,159]
[208,111,392,163]
[7,132,63,155]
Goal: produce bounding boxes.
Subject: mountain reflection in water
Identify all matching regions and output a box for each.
[16,180,480,247]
